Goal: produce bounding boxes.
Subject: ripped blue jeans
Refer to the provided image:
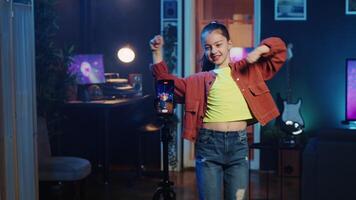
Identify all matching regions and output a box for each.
[195,128,249,200]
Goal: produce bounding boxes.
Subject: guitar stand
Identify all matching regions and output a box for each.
[152,117,176,200]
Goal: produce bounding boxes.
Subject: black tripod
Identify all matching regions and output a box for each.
[152,117,176,200]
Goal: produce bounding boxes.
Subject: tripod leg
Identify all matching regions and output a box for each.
[152,187,176,200]
[152,118,176,200]
[152,187,163,200]
[165,189,176,200]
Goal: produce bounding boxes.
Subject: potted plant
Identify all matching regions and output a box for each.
[35,0,76,140]
[163,23,177,73]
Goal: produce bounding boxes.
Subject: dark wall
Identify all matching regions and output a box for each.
[261,0,356,131]
[55,0,81,49]
[55,0,160,96]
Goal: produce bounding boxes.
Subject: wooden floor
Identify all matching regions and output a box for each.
[40,168,301,200]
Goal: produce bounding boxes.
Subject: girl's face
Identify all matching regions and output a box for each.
[202,30,232,68]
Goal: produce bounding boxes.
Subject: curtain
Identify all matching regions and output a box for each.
[0,1,37,200]
[13,3,37,200]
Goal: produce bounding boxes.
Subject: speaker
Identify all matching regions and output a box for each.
[278,149,301,177]
[163,1,177,19]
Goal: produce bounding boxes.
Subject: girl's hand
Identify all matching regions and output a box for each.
[150,35,164,64]
[246,45,270,64]
[150,35,164,52]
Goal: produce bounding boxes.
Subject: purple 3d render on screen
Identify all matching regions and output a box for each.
[68,54,106,85]
[347,59,356,121]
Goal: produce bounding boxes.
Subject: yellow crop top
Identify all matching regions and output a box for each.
[203,67,253,122]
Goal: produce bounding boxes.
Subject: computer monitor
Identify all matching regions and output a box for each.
[68,54,106,85]
[346,59,356,121]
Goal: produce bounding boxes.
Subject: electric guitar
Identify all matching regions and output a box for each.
[281,43,304,135]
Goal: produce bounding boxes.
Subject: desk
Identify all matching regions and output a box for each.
[65,95,150,184]
[249,143,303,200]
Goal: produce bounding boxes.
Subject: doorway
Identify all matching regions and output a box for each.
[182,0,261,168]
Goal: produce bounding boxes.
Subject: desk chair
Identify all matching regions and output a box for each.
[37,117,91,200]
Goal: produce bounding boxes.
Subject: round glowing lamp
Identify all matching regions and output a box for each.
[117,47,135,63]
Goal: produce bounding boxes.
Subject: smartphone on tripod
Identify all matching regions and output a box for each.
[153,79,176,199]
[155,80,174,115]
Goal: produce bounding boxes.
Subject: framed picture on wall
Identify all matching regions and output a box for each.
[275,0,307,21]
[163,1,177,19]
[346,0,356,14]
